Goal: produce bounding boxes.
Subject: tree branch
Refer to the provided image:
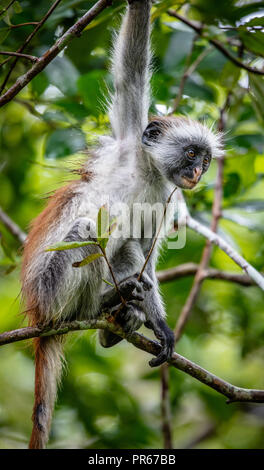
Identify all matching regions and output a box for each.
[157,263,258,287]
[0,206,26,244]
[167,10,264,76]
[0,51,39,63]
[0,0,63,91]
[0,317,264,403]
[0,0,112,107]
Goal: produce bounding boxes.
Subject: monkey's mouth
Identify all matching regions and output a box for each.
[178,176,197,189]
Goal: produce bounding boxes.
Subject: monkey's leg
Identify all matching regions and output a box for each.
[99,240,153,348]
[99,272,152,348]
[99,302,145,348]
[141,262,175,367]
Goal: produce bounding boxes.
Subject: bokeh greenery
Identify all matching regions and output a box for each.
[1,0,264,449]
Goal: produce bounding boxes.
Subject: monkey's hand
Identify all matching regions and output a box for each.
[118,272,153,302]
[101,273,153,310]
[145,317,175,367]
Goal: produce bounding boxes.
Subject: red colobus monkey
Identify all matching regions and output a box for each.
[22,0,223,449]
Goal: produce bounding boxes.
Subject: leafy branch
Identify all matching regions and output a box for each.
[167,10,264,76]
[0,0,112,107]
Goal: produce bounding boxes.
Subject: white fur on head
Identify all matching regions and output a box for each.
[146,116,224,160]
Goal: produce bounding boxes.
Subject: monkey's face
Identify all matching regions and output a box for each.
[169,144,211,190]
[142,117,223,190]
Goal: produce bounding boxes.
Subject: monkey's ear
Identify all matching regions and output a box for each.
[142,121,163,146]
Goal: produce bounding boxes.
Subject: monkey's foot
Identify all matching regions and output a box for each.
[99,303,144,348]
[115,302,145,334]
[145,318,175,367]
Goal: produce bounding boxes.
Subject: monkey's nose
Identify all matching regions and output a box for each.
[193,167,202,182]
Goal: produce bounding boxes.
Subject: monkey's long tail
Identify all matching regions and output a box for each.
[29,336,64,449]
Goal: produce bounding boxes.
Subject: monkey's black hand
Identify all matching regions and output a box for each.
[119,272,153,302]
[145,318,175,367]
[101,273,152,310]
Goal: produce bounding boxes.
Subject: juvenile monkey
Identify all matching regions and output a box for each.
[22,0,223,449]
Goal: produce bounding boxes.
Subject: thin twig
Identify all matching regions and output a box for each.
[0,51,39,63]
[167,10,264,76]
[0,0,112,106]
[0,206,26,244]
[1,317,264,403]
[10,22,39,29]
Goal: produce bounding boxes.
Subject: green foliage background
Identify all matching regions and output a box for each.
[0,0,264,449]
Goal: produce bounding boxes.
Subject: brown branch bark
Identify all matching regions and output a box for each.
[167,10,264,76]
[10,22,39,29]
[0,51,39,63]
[0,0,112,106]
[157,263,258,287]
[1,317,264,403]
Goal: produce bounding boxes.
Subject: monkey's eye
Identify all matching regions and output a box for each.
[187,149,195,159]
[203,157,209,165]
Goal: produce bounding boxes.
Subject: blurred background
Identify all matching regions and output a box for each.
[0,0,264,449]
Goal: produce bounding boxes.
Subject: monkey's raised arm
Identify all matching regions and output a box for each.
[109,0,151,140]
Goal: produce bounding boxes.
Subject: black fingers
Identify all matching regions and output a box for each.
[119,272,153,302]
[148,318,175,367]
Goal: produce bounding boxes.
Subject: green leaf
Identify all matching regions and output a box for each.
[0,27,10,45]
[31,73,49,97]
[45,240,98,251]
[241,16,264,29]
[45,128,86,159]
[72,252,103,267]
[249,75,264,122]
[220,62,240,90]
[0,235,14,262]
[223,173,241,198]
[239,30,264,57]
[77,70,107,115]
[102,278,114,287]
[13,1,22,13]
[45,55,79,96]
[97,205,110,249]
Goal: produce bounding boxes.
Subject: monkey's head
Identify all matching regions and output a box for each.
[142,116,223,189]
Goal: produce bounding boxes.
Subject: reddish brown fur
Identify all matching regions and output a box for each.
[22,179,88,449]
